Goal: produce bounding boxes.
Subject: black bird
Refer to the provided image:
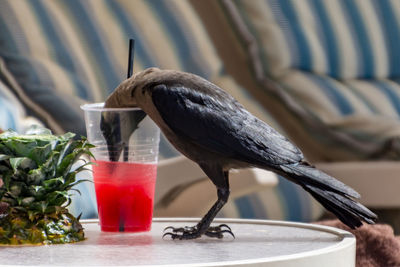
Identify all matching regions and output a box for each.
[101,67,377,240]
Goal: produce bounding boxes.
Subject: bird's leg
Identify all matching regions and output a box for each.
[163,187,231,240]
[164,169,234,240]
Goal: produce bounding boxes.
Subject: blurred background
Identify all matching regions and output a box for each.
[0,0,399,233]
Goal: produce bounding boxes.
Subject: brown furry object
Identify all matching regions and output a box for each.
[316,220,400,267]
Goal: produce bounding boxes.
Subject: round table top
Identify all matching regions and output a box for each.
[0,218,355,267]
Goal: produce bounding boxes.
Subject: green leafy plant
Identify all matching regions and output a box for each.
[0,126,94,245]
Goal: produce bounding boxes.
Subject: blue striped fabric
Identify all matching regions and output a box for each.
[234,176,310,221]
[221,175,322,222]
[279,71,400,121]
[374,81,400,115]
[374,1,400,77]
[221,0,400,161]
[309,0,339,77]
[341,0,375,78]
[305,74,354,116]
[230,0,400,79]
[0,0,222,139]
[278,0,313,72]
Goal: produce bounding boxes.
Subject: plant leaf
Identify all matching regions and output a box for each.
[42,177,64,191]
[64,179,92,191]
[3,140,38,157]
[29,143,52,165]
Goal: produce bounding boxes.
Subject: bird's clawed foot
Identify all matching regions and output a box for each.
[205,224,235,239]
[163,224,235,240]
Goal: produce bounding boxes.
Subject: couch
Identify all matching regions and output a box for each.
[0,0,399,228]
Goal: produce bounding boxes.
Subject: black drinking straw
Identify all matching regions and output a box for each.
[123,38,135,162]
[120,38,135,232]
[127,38,135,79]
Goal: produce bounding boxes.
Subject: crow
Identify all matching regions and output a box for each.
[101,67,377,240]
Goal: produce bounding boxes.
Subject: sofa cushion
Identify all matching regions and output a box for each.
[213,0,400,161]
[223,0,400,80]
[0,0,223,138]
[279,70,400,157]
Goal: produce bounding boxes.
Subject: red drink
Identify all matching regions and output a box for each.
[92,160,157,232]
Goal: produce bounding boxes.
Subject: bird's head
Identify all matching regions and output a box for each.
[104,67,162,109]
[100,68,159,161]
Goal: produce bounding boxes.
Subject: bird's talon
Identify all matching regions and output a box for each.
[162,232,175,239]
[220,229,235,239]
[218,224,232,231]
[207,224,232,234]
[163,226,175,232]
[204,227,235,239]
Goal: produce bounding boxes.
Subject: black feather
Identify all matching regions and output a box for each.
[151,84,303,166]
[280,163,360,198]
[304,185,377,228]
[279,163,377,228]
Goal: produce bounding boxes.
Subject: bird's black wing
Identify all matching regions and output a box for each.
[151,84,303,166]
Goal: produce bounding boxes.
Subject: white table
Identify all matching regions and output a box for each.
[0,218,355,267]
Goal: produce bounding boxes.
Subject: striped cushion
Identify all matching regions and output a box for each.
[220,0,400,161]
[280,70,400,155]
[225,0,400,79]
[281,71,400,124]
[0,0,222,139]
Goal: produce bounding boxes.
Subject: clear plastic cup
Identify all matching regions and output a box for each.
[81,103,160,232]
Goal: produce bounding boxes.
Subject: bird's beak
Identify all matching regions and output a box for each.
[100,112,124,161]
[100,109,147,162]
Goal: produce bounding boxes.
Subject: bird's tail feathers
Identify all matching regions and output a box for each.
[280,164,360,198]
[304,184,377,228]
[280,163,377,229]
